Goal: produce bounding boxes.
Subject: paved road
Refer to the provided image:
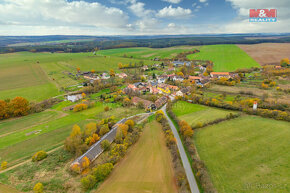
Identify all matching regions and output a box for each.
[161,105,200,193]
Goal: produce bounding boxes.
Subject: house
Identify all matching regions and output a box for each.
[188,76,201,83]
[67,94,82,102]
[157,87,171,94]
[176,90,184,97]
[173,76,184,82]
[84,75,99,81]
[168,67,175,71]
[132,97,156,110]
[172,61,191,67]
[155,96,168,109]
[117,73,128,78]
[210,72,230,79]
[167,85,179,91]
[180,86,192,95]
[149,86,160,94]
[141,65,149,71]
[101,73,110,79]
[157,78,166,84]
[134,82,146,88]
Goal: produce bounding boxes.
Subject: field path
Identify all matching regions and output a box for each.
[162,105,200,193]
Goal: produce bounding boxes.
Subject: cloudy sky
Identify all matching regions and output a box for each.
[0,0,289,35]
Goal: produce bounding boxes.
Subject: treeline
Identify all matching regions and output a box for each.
[0,96,61,120]
[155,111,190,192]
[2,36,290,54]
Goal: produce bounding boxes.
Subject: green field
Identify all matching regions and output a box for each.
[95,121,177,193]
[0,52,157,101]
[194,116,290,193]
[172,101,237,126]
[0,101,142,166]
[187,45,260,72]
[98,46,198,59]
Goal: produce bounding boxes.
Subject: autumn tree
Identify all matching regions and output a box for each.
[91,69,96,73]
[125,119,135,131]
[118,124,129,137]
[177,71,184,77]
[104,106,110,111]
[77,67,80,72]
[81,175,96,190]
[0,100,9,120]
[81,156,90,169]
[280,58,289,67]
[109,69,115,77]
[10,97,30,117]
[84,122,97,137]
[73,104,88,112]
[33,183,44,193]
[101,140,111,151]
[1,161,7,170]
[92,163,114,182]
[99,124,110,136]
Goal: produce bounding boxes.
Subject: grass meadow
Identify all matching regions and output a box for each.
[194,116,290,193]
[187,45,260,72]
[95,121,178,193]
[172,101,237,126]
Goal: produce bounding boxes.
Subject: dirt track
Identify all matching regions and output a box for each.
[237,43,290,65]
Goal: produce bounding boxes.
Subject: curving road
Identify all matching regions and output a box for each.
[161,105,200,193]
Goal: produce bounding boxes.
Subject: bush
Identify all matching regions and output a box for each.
[33,182,44,193]
[104,106,110,111]
[81,175,96,190]
[99,124,110,136]
[32,151,47,162]
[101,140,111,151]
[73,104,88,112]
[1,161,7,170]
[92,163,114,182]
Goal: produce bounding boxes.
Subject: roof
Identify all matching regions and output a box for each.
[210,72,230,75]
[188,76,201,80]
[155,96,168,108]
[132,97,154,108]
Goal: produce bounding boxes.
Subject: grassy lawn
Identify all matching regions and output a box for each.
[172,101,237,126]
[95,121,178,193]
[187,45,260,72]
[194,116,290,193]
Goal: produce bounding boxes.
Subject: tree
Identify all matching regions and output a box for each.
[99,124,110,136]
[33,183,44,193]
[101,140,110,151]
[70,124,81,138]
[10,97,30,117]
[73,104,88,112]
[152,73,156,79]
[109,69,115,77]
[91,69,96,73]
[84,122,97,137]
[76,67,80,72]
[81,175,96,190]
[82,92,86,99]
[71,163,81,174]
[81,156,90,169]
[104,106,110,111]
[1,161,7,170]
[125,119,135,130]
[177,71,184,77]
[0,100,9,120]
[280,58,289,67]
[118,124,129,137]
[183,128,194,138]
[92,163,114,182]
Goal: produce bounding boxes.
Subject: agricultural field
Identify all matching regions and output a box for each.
[172,101,237,126]
[0,52,157,101]
[187,44,260,72]
[194,116,290,193]
[95,121,178,193]
[238,43,290,65]
[98,46,198,59]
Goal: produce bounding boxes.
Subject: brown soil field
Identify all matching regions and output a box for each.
[237,43,290,65]
[95,121,178,193]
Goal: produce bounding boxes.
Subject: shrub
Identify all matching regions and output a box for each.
[1,161,7,170]
[101,140,111,151]
[33,182,44,193]
[73,104,88,112]
[32,151,47,162]
[92,163,114,182]
[71,163,81,174]
[81,175,96,190]
[104,106,110,111]
[99,124,110,136]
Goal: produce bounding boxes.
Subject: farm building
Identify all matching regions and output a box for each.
[155,96,168,109]
[132,97,156,110]
[210,72,230,79]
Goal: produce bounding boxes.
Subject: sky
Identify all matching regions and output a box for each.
[0,0,289,35]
